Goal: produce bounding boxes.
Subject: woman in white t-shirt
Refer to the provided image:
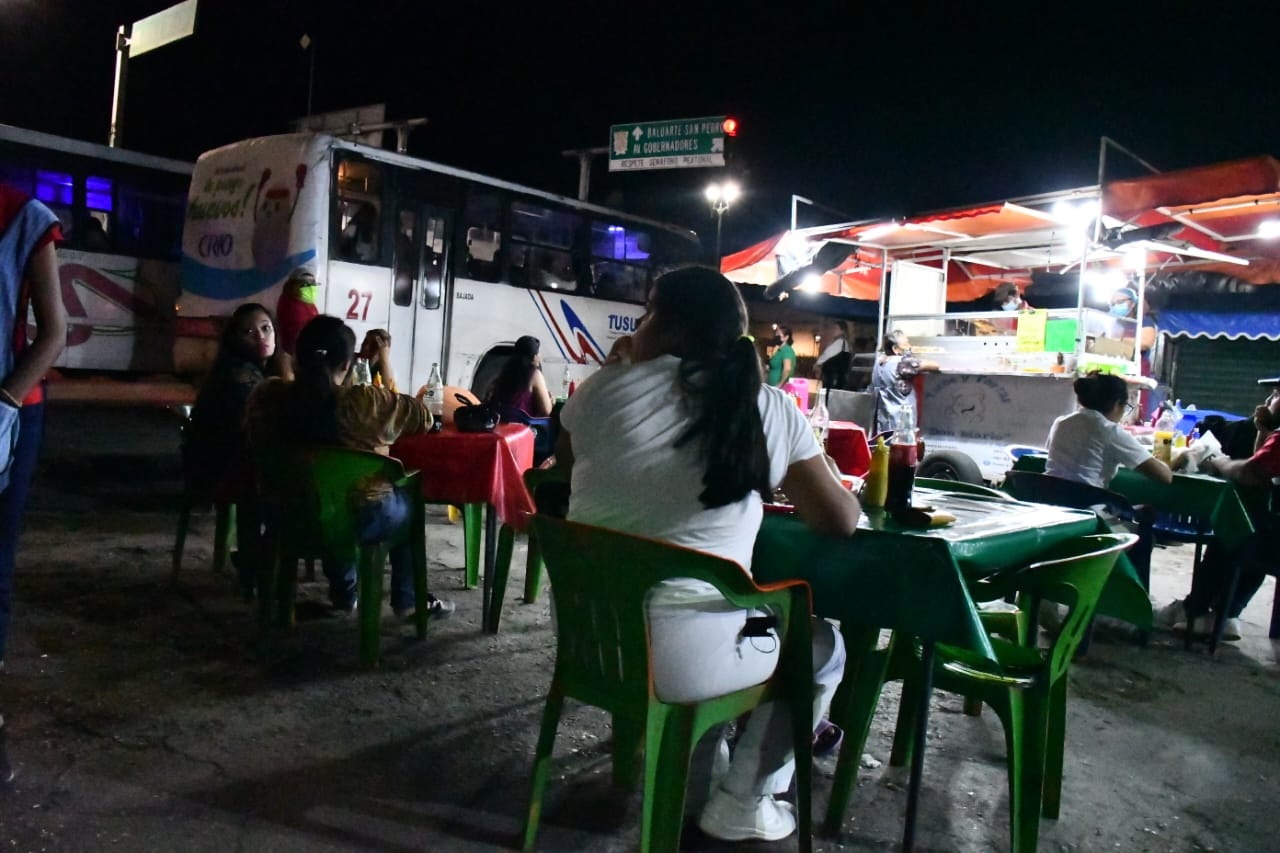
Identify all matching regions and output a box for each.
[1045,371,1172,489]
[558,266,859,842]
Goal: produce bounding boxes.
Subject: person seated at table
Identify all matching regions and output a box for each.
[1157,376,1280,640]
[1045,371,1172,489]
[557,266,859,842]
[245,315,454,620]
[483,335,552,419]
[183,302,292,597]
[358,328,397,391]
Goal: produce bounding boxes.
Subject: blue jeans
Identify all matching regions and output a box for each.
[0,402,45,661]
[323,486,417,613]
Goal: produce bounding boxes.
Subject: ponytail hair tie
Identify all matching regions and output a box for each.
[740,334,755,343]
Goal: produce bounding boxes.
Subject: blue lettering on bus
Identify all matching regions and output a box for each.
[607,313,643,332]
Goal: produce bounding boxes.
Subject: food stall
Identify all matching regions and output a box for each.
[724,151,1280,483]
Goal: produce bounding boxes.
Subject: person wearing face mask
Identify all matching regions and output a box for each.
[981,281,1032,334]
[1107,286,1159,420]
[871,330,940,435]
[765,325,796,388]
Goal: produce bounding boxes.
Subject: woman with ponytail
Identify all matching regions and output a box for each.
[557,266,859,842]
[246,315,453,620]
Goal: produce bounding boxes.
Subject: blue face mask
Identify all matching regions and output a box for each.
[1001,300,1019,311]
[1109,303,1131,317]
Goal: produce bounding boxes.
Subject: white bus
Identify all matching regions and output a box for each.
[177,132,702,394]
[0,124,192,374]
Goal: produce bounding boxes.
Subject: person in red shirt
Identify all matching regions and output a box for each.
[274,268,319,357]
[0,184,68,670]
[1157,377,1280,640]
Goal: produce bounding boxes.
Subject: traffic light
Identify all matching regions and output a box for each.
[722,117,738,137]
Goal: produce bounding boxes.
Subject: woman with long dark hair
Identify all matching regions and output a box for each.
[246,315,452,619]
[557,266,858,842]
[184,302,289,596]
[485,334,552,418]
[1045,370,1171,489]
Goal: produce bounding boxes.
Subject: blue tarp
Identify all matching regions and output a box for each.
[1159,310,1280,341]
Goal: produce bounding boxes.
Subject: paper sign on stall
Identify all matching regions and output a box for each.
[1044,318,1077,353]
[1016,309,1048,352]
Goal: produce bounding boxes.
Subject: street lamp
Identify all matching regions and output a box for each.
[705,180,741,264]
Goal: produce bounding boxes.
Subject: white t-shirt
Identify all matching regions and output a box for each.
[1044,407,1151,488]
[560,354,820,601]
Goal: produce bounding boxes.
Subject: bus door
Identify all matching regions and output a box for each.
[388,202,450,394]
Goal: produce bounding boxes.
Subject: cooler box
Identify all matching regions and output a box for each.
[827,421,871,478]
[781,378,811,413]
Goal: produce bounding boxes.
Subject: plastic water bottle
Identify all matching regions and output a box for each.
[423,362,443,419]
[809,388,831,448]
[352,357,372,386]
[561,363,572,399]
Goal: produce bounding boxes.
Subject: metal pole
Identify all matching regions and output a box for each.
[305,40,316,126]
[576,152,591,202]
[108,25,131,148]
[714,209,724,266]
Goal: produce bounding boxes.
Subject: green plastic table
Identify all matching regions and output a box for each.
[1108,468,1256,550]
[752,487,1103,846]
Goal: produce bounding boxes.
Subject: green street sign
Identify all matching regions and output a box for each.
[608,116,728,172]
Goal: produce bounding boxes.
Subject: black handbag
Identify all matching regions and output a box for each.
[453,393,501,432]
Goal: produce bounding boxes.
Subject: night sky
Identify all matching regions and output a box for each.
[5,1,1279,253]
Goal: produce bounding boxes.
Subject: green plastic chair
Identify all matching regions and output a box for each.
[523,516,816,853]
[915,477,1016,501]
[489,466,569,631]
[257,446,429,667]
[889,533,1136,853]
[172,412,237,585]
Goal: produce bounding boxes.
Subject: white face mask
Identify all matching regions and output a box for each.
[1002,300,1019,311]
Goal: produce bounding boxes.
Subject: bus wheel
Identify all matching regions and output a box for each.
[918,451,983,484]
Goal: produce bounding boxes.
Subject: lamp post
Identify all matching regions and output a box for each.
[705,180,741,265]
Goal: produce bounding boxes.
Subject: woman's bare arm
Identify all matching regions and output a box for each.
[781,454,860,538]
[1,241,66,401]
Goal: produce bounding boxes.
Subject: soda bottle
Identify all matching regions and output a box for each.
[885,408,918,512]
[808,388,831,448]
[423,362,444,420]
[864,437,890,509]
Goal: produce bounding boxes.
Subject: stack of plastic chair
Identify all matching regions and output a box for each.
[257,446,429,667]
[889,533,1136,853]
[522,517,816,853]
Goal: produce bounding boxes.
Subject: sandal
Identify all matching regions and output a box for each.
[813,719,844,758]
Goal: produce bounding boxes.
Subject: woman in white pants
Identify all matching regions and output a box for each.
[557,266,860,842]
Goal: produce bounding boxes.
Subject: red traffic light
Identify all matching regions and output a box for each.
[722,117,738,137]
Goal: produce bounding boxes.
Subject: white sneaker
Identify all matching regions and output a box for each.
[698,787,796,842]
[1220,617,1242,642]
[1155,600,1187,631]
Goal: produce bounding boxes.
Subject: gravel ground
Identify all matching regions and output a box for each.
[0,404,1277,852]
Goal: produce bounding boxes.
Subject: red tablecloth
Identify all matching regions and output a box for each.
[827,421,871,478]
[392,423,536,525]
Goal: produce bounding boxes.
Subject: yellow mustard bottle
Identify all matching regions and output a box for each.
[864,436,890,508]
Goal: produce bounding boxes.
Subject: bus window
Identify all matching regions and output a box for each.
[34,169,74,238]
[421,213,447,310]
[334,157,383,264]
[590,221,652,303]
[393,208,417,307]
[511,201,581,293]
[462,190,502,282]
[84,176,114,252]
[117,184,183,260]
